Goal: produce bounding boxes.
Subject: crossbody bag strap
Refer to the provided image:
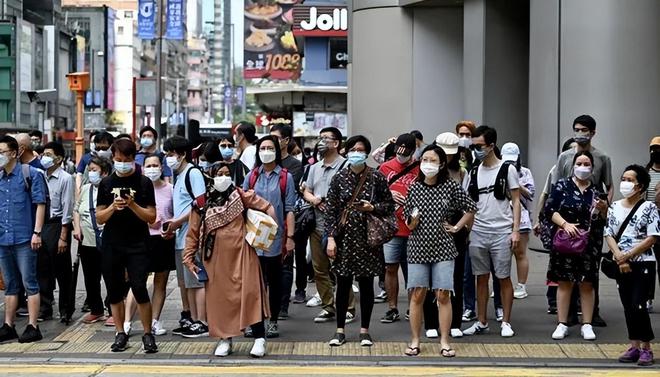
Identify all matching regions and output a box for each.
[89,186,99,234]
[339,168,369,228]
[614,199,645,242]
[388,161,419,186]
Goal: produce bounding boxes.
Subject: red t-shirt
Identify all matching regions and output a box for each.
[378,158,420,238]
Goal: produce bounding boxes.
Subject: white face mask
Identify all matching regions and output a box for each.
[259,150,276,164]
[96,149,112,160]
[0,154,8,169]
[458,137,472,148]
[293,154,303,162]
[166,156,182,171]
[420,162,440,178]
[574,165,592,181]
[213,176,233,192]
[144,167,162,182]
[88,171,102,185]
[619,181,637,198]
[114,161,134,175]
[41,155,55,169]
[140,137,154,148]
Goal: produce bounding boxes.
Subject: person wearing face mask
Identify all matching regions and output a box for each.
[605,165,659,366]
[410,130,427,161]
[196,142,222,173]
[235,122,259,171]
[14,133,45,170]
[37,142,75,324]
[324,135,395,348]
[455,121,476,170]
[550,115,612,327]
[184,164,277,358]
[73,157,112,325]
[135,126,172,183]
[242,136,297,338]
[76,132,115,198]
[302,127,355,322]
[545,151,607,341]
[376,133,419,325]
[403,145,476,357]
[216,135,247,187]
[29,130,43,150]
[95,139,158,353]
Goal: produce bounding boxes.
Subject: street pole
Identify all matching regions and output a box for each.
[155,0,163,136]
[131,76,137,139]
[90,48,94,109]
[177,78,185,139]
[75,91,84,164]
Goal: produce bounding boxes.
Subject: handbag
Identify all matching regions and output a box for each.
[601,199,645,279]
[552,228,589,255]
[366,172,397,248]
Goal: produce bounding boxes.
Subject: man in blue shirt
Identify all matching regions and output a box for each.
[136,126,172,182]
[163,136,208,338]
[0,135,47,343]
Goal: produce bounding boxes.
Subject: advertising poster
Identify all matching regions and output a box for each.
[244,0,302,80]
[293,112,347,137]
[166,0,184,40]
[138,0,156,39]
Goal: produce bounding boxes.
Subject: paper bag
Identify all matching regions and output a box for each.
[245,209,279,250]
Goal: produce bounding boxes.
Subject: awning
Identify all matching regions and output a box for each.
[247,85,348,95]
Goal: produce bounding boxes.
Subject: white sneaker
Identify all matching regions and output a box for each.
[490,291,495,298]
[345,312,355,324]
[151,319,167,336]
[214,338,232,357]
[123,321,132,336]
[425,329,439,339]
[581,324,596,341]
[552,323,568,340]
[250,337,267,358]
[513,283,528,299]
[352,284,360,293]
[306,293,322,307]
[450,328,464,338]
[496,308,504,322]
[463,321,489,336]
[501,322,515,337]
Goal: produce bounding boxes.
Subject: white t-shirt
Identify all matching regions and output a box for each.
[605,200,660,262]
[239,144,257,171]
[470,161,520,234]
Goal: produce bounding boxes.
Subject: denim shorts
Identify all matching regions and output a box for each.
[383,237,408,264]
[0,242,40,296]
[469,230,512,279]
[407,260,455,292]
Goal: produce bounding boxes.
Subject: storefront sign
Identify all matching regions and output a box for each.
[293,6,348,37]
[329,38,348,69]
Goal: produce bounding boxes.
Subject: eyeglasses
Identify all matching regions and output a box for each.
[574,127,590,133]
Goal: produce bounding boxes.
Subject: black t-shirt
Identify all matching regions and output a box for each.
[281,155,303,189]
[97,171,156,246]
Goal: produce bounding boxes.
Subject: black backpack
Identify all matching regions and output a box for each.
[183,165,211,206]
[468,161,513,202]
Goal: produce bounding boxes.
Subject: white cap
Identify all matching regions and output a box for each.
[434,132,459,155]
[501,142,520,162]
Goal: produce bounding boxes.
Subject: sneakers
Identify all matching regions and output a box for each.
[345,312,356,324]
[123,322,132,336]
[591,313,607,327]
[214,339,233,357]
[266,322,279,338]
[359,333,373,347]
[547,306,557,315]
[637,349,654,366]
[82,313,105,324]
[244,326,254,338]
[374,290,388,303]
[352,284,360,293]
[500,322,515,338]
[647,300,654,313]
[581,324,596,340]
[404,309,410,321]
[249,338,267,358]
[16,307,29,317]
[328,332,346,347]
[462,309,477,322]
[181,321,209,338]
[450,328,464,338]
[18,325,42,343]
[552,323,569,340]
[496,308,504,322]
[104,316,115,327]
[306,293,322,307]
[0,323,18,342]
[380,308,400,323]
[426,329,439,339]
[513,283,528,299]
[111,332,129,352]
[618,346,641,363]
[151,319,167,336]
[292,291,307,304]
[141,333,158,354]
[278,309,289,321]
[314,310,335,323]
[463,322,489,336]
[172,317,193,336]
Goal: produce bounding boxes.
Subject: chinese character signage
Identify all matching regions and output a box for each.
[138,0,156,40]
[166,0,184,40]
[244,0,302,80]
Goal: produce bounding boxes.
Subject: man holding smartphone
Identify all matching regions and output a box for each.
[96,139,158,353]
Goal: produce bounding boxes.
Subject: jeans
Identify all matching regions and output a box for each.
[0,242,39,296]
[260,255,283,322]
[617,262,655,342]
[38,221,72,317]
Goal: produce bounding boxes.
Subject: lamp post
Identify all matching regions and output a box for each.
[66,73,90,164]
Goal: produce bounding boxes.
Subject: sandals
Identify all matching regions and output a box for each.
[441,348,456,358]
[405,345,420,356]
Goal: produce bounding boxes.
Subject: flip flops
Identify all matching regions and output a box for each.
[441,348,456,358]
[405,345,420,356]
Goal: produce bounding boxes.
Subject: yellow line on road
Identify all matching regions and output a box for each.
[0,365,657,376]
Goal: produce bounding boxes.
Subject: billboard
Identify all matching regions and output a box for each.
[166,0,185,40]
[138,0,156,39]
[293,5,348,37]
[244,0,302,80]
[293,112,347,137]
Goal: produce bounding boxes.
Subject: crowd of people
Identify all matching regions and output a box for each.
[0,117,657,365]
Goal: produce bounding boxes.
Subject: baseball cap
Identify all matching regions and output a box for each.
[395,133,416,156]
[501,142,520,162]
[434,132,459,155]
[650,136,660,147]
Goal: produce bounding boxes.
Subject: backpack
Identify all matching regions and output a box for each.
[21,164,51,223]
[468,161,513,202]
[183,164,211,207]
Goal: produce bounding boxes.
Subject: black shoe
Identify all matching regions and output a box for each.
[172,318,193,336]
[591,313,607,327]
[18,325,42,343]
[328,332,346,347]
[547,306,557,315]
[111,332,129,352]
[60,315,72,325]
[380,308,400,323]
[81,303,91,313]
[16,307,29,317]
[181,321,209,338]
[405,309,410,321]
[278,309,289,321]
[37,313,53,322]
[359,333,374,347]
[142,333,158,354]
[0,323,18,342]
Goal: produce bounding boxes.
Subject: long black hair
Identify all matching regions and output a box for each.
[417,145,449,185]
[254,135,282,167]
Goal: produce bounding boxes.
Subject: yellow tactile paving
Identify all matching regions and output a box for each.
[370,341,406,356]
[597,344,628,359]
[268,341,294,356]
[483,343,527,358]
[330,342,371,357]
[134,341,179,355]
[57,341,107,354]
[52,323,95,343]
[521,343,565,358]
[292,341,331,356]
[173,341,215,355]
[26,342,64,353]
[0,342,33,353]
[452,343,489,358]
[558,343,606,359]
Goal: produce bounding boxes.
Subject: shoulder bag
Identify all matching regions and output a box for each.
[366,169,398,248]
[601,200,645,279]
[552,190,595,255]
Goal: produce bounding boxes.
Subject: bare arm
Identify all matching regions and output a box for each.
[127,200,156,224]
[95,203,115,225]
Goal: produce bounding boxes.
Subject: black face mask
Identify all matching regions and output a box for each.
[652,150,660,164]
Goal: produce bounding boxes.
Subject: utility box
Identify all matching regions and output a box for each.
[66,72,90,92]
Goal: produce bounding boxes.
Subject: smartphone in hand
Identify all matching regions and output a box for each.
[162,221,171,232]
[197,265,208,283]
